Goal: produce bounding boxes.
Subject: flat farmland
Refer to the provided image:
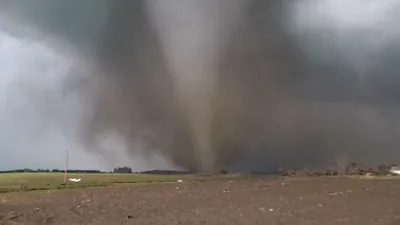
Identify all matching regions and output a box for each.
[0,173,194,192]
[1,176,400,225]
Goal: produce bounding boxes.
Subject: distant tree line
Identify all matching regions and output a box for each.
[279,163,400,177]
[0,167,193,175]
[138,170,193,175]
[0,169,103,173]
[112,167,193,174]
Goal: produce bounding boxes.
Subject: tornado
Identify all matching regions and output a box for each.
[144,0,243,171]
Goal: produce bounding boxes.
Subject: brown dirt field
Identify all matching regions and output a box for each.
[1,176,400,225]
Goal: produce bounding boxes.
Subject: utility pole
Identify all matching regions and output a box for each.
[63,149,69,184]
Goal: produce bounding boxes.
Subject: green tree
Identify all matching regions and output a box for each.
[113,166,132,173]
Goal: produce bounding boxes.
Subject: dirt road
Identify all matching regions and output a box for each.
[1,177,400,225]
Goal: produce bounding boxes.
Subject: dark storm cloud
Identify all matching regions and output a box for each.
[1,0,400,172]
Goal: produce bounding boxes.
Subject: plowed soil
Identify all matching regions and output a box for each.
[1,176,400,225]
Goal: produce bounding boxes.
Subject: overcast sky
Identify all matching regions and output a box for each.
[0,31,108,171]
[0,30,175,171]
[0,0,399,170]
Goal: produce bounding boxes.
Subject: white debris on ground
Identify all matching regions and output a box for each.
[329,191,344,196]
[389,167,400,175]
[69,178,81,182]
[177,180,183,183]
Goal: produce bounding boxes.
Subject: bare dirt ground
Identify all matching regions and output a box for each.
[1,176,400,225]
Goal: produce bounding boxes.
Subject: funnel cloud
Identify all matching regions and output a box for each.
[1,0,400,172]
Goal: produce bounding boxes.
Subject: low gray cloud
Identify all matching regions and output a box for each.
[0,30,174,171]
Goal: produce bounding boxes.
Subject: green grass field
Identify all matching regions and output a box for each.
[0,173,193,192]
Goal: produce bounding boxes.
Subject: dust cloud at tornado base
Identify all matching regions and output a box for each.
[1,0,400,172]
